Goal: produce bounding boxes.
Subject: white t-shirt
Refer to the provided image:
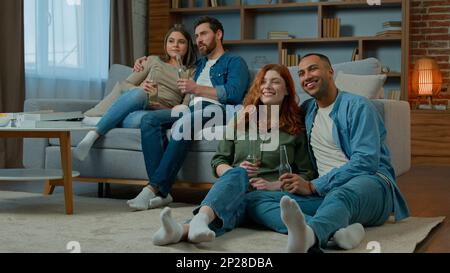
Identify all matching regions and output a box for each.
[191,58,221,106]
[310,102,349,177]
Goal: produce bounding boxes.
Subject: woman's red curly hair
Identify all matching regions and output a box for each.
[241,64,305,135]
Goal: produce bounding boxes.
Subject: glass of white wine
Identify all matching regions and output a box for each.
[246,140,261,166]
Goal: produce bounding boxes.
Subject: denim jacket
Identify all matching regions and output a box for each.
[194,52,250,105]
[302,91,410,221]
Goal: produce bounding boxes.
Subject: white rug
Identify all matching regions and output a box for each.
[0,191,444,253]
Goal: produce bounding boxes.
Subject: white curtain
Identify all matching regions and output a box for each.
[24,0,110,100]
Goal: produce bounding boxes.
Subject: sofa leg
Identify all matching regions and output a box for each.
[98,183,104,198]
[105,183,111,197]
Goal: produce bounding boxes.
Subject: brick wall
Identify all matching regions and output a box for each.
[410,0,450,101]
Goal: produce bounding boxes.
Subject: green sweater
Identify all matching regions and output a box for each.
[211,130,317,182]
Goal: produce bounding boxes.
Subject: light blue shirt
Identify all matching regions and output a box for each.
[194,52,250,105]
[302,91,410,221]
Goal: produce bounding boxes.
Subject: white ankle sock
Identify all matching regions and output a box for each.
[73,131,100,161]
[148,194,173,209]
[127,187,156,211]
[333,223,365,250]
[188,212,215,243]
[152,207,183,246]
[280,195,316,253]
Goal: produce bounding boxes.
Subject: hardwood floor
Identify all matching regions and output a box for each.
[396,165,450,253]
[0,165,448,253]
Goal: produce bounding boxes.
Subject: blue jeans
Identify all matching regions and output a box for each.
[194,167,250,237]
[141,102,224,197]
[96,88,151,135]
[246,175,394,248]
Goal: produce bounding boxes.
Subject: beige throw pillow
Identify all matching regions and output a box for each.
[84,82,134,117]
[335,71,387,99]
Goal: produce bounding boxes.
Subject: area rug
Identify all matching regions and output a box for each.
[0,191,444,253]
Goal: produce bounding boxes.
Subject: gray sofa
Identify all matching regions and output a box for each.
[23,58,411,188]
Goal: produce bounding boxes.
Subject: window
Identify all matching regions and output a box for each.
[24,0,110,99]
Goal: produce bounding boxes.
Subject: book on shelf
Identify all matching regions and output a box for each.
[172,0,179,9]
[19,111,84,121]
[383,21,402,28]
[351,47,360,61]
[267,31,293,39]
[322,18,340,38]
[17,120,84,129]
[281,50,300,67]
[376,30,402,37]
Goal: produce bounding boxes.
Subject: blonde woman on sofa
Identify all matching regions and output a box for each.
[150,64,321,246]
[74,24,197,161]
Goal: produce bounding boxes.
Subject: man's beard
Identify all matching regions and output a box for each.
[198,39,217,56]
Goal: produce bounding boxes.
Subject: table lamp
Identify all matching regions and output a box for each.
[411,57,442,110]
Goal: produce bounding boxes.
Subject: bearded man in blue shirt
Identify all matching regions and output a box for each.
[128,17,250,210]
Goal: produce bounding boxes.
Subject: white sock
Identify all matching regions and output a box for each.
[280,195,316,253]
[148,194,173,209]
[127,187,156,211]
[152,207,183,246]
[187,212,215,243]
[333,223,365,250]
[73,131,100,161]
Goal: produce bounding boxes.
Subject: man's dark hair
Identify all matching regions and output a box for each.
[300,53,332,68]
[194,16,224,43]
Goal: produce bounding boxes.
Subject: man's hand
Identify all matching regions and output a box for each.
[280,173,314,195]
[133,56,148,72]
[249,178,281,191]
[239,161,259,178]
[176,79,198,95]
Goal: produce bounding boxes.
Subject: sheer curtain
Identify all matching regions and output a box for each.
[24,0,110,100]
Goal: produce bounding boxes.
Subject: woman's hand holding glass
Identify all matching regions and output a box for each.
[239,160,259,178]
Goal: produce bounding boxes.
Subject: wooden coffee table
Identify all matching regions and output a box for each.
[0,125,95,214]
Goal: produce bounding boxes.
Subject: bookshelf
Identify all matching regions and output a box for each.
[148,0,410,99]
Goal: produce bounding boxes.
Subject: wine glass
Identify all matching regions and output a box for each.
[147,68,159,103]
[246,140,261,166]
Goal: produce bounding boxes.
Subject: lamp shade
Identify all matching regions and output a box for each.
[411,57,442,97]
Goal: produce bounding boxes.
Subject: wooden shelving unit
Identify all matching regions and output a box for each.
[148,0,409,99]
[411,109,450,166]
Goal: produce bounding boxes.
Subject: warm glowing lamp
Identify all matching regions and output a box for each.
[411,57,442,109]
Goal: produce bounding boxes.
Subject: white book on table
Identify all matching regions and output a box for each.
[18,120,83,128]
[20,111,84,121]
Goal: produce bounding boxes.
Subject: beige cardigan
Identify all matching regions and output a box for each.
[84,56,195,117]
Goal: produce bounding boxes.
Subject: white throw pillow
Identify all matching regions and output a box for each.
[335,71,386,99]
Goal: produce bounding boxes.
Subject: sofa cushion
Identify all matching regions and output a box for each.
[104,64,133,97]
[335,72,386,99]
[50,127,222,153]
[50,128,143,151]
[84,82,127,117]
